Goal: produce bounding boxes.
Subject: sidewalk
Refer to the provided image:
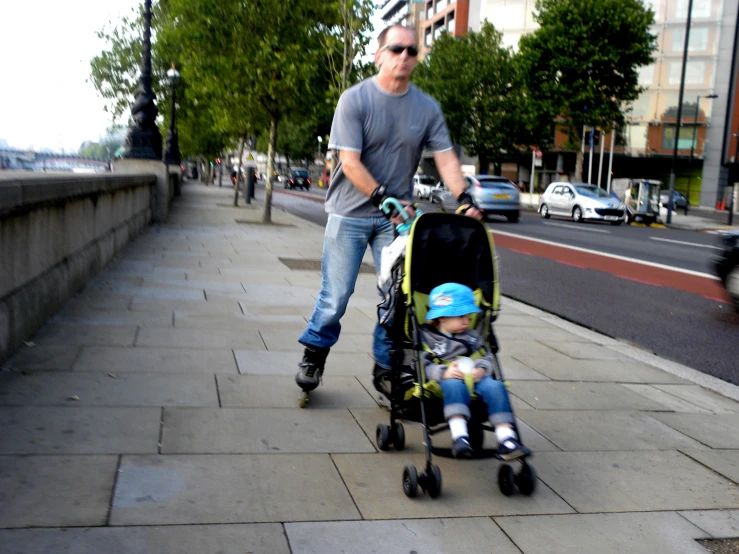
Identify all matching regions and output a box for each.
[1,180,738,554]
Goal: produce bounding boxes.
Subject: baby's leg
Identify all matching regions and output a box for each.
[475,376,530,460]
[439,379,473,458]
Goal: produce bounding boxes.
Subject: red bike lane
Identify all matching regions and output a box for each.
[490,231,730,305]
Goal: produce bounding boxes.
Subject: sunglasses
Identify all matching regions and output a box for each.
[382,44,419,57]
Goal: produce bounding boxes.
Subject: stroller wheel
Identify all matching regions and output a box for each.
[403,464,419,497]
[498,464,515,496]
[376,424,392,451]
[515,462,536,496]
[425,464,442,499]
[392,422,405,451]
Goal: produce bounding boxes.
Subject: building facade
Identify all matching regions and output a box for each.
[417,0,739,206]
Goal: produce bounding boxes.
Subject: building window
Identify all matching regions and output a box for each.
[662,125,698,150]
[425,27,432,47]
[447,12,455,33]
[668,61,706,85]
[436,0,447,13]
[644,0,660,20]
[675,0,711,19]
[637,64,655,86]
[426,1,433,20]
[672,27,709,52]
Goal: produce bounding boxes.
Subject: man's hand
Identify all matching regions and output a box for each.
[472,366,486,382]
[389,201,416,226]
[442,362,464,380]
[456,191,483,220]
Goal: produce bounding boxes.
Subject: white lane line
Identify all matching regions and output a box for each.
[649,236,722,250]
[542,221,611,234]
[490,229,719,280]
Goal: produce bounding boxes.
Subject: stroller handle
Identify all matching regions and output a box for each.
[380,197,422,234]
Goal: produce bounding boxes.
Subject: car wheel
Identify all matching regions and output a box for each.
[572,206,583,222]
[540,204,550,219]
[610,221,622,226]
[507,211,520,223]
[727,265,739,312]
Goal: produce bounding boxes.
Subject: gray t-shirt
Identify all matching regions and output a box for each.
[325,77,453,218]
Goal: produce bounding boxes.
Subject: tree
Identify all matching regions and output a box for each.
[518,0,657,181]
[413,24,527,172]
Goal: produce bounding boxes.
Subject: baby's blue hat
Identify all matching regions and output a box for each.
[426,283,480,320]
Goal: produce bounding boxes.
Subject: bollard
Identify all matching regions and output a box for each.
[246,170,255,205]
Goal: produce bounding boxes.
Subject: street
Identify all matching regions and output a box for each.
[260,184,738,385]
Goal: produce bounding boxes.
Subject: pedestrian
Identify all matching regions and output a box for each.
[295,24,483,399]
[420,283,530,460]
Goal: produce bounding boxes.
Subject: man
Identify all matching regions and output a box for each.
[295,24,482,398]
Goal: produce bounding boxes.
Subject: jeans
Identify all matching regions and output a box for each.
[440,376,514,426]
[299,213,395,367]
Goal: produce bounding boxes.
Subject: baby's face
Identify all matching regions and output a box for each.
[438,314,470,335]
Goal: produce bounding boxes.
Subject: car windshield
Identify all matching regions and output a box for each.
[574,185,611,198]
[417,176,435,185]
[476,178,516,189]
[291,169,308,178]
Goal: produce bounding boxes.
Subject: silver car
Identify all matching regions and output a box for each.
[439,175,520,222]
[538,182,626,225]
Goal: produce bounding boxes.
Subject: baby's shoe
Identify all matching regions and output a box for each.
[452,436,473,459]
[497,438,531,461]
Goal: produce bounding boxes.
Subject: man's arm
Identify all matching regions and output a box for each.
[433,149,482,219]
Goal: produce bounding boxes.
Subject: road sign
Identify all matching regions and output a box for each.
[534,148,543,167]
[247,154,254,161]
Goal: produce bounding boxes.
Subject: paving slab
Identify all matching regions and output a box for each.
[539,340,627,360]
[260,329,371,353]
[2,344,80,371]
[74,346,237,374]
[63,292,133,310]
[349,408,561,454]
[110,454,361,525]
[493,314,555,327]
[621,384,713,413]
[0,372,218,407]
[650,413,739,448]
[651,385,739,413]
[498,356,550,380]
[513,357,687,384]
[128,297,241,313]
[495,325,586,343]
[532,451,739,512]
[681,450,739,484]
[506,382,667,411]
[679,510,739,538]
[50,308,173,328]
[161,407,375,453]
[29,324,137,347]
[498,340,574,362]
[495,512,710,554]
[331,453,575,519]
[135,327,265,349]
[0,406,160,454]
[0,455,117,528]
[517,410,707,451]
[234,350,373,376]
[285,518,520,554]
[174,311,306,329]
[0,524,291,554]
[217,375,378,409]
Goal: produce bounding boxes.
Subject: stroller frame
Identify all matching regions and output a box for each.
[375,212,535,498]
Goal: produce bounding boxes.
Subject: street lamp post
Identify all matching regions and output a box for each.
[317,136,323,160]
[121,0,162,160]
[686,94,718,214]
[163,66,182,165]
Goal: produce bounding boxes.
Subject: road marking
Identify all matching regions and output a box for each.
[649,236,722,250]
[542,222,611,234]
[490,229,719,280]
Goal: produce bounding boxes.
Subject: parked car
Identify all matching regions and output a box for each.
[413,174,436,199]
[538,182,626,225]
[438,175,520,222]
[713,230,739,311]
[660,190,688,211]
[285,168,311,190]
[429,181,448,204]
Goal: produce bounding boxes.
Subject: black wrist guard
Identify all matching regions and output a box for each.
[456,191,478,214]
[370,185,388,208]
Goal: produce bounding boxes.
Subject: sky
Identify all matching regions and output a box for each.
[0,0,141,152]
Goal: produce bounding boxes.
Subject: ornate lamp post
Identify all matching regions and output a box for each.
[122,0,162,160]
[163,66,182,165]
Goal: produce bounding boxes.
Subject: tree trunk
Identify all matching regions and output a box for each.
[575,130,584,182]
[233,131,247,207]
[263,117,279,224]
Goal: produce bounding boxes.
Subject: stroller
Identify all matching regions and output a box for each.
[376,210,535,499]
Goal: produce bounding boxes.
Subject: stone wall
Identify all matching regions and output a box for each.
[0,174,156,363]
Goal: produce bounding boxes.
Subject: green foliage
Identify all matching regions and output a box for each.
[413,23,528,168]
[518,0,657,143]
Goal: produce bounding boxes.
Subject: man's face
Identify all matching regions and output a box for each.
[376,27,418,79]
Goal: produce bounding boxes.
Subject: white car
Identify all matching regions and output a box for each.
[538,182,626,225]
[413,174,436,199]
